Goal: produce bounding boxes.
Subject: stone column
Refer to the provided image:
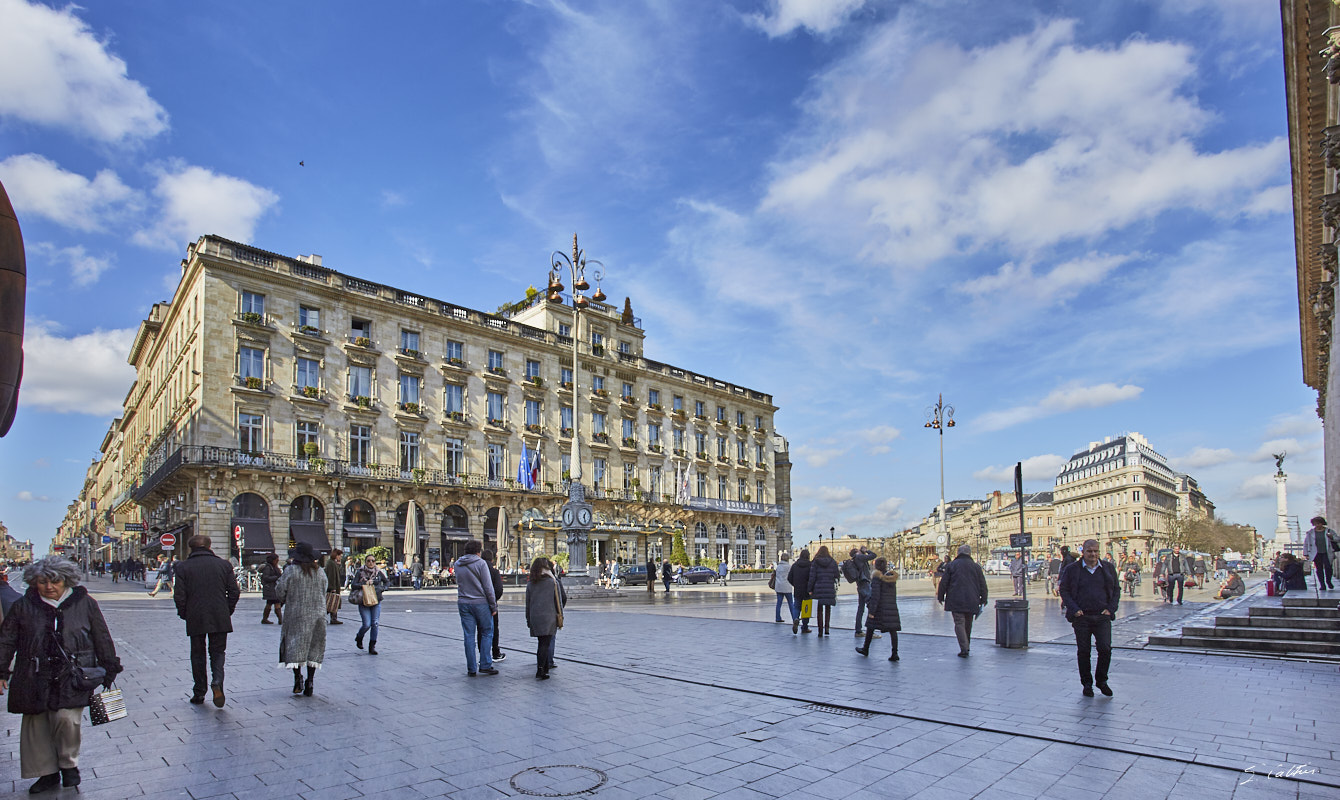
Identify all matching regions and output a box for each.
[1273,470,1292,550]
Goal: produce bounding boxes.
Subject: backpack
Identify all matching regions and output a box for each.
[841,559,860,584]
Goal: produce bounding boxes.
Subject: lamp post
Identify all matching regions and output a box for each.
[924,394,956,558]
[548,235,605,582]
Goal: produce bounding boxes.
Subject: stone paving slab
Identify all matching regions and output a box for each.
[0,586,1331,799]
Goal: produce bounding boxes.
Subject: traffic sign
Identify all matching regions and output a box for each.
[124,522,145,532]
[1010,533,1033,548]
[234,525,243,542]
[160,532,176,548]
[101,535,112,543]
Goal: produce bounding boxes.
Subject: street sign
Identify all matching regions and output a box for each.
[160,532,176,548]
[234,525,243,542]
[1010,533,1033,548]
[101,535,112,543]
[123,522,145,532]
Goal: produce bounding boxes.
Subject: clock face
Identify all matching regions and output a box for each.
[577,508,592,526]
[562,508,575,527]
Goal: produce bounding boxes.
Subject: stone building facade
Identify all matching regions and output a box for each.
[56,236,791,571]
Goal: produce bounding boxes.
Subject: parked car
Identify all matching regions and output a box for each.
[1228,559,1254,574]
[681,566,717,584]
[1026,560,1047,581]
[619,564,649,585]
[984,559,1009,575]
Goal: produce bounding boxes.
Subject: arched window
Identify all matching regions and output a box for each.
[716,523,728,540]
[442,505,469,531]
[232,492,267,519]
[344,499,375,525]
[694,522,708,540]
[394,502,426,533]
[289,496,324,522]
[754,526,766,542]
[736,524,748,541]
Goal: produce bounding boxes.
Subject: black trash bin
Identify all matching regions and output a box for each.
[995,598,1029,648]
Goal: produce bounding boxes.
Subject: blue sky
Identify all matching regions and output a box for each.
[0,0,1320,554]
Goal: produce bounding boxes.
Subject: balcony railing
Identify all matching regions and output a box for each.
[131,446,775,513]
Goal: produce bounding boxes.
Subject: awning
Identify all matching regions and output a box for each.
[232,517,275,552]
[441,529,473,540]
[394,525,431,539]
[343,523,380,539]
[291,521,332,553]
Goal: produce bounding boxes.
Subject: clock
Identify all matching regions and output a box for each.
[562,508,575,527]
[577,507,592,527]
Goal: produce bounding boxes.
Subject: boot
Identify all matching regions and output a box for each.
[60,768,80,788]
[262,607,273,624]
[355,633,364,650]
[304,666,315,696]
[28,774,60,794]
[368,641,378,656]
[292,668,303,694]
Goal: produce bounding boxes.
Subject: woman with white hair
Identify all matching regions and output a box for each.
[0,556,122,794]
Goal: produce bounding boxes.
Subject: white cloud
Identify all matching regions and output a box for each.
[1239,472,1318,501]
[796,485,862,510]
[0,0,167,143]
[32,243,114,287]
[380,190,406,208]
[1265,408,1322,440]
[1171,447,1237,470]
[973,453,1066,483]
[748,0,870,37]
[134,164,279,251]
[859,424,901,454]
[1250,438,1319,464]
[16,491,51,502]
[20,321,136,416]
[842,496,908,531]
[955,252,1131,306]
[761,20,1287,267]
[977,382,1143,432]
[793,442,848,467]
[0,154,137,232]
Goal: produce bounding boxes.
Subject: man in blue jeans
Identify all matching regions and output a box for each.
[773,552,797,628]
[849,546,878,639]
[453,539,498,676]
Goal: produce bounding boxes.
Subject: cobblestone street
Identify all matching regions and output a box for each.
[0,578,1334,799]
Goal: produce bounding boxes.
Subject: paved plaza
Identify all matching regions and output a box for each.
[0,576,1335,800]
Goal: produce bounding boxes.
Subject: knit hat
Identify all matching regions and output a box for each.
[957,544,972,556]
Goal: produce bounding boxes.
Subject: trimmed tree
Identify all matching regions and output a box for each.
[670,531,689,565]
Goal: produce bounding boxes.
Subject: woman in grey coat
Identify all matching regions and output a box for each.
[525,557,567,680]
[276,542,327,696]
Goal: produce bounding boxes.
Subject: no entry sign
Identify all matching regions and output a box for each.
[234,525,243,542]
[160,532,176,548]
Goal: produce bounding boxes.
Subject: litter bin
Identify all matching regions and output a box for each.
[995,598,1029,648]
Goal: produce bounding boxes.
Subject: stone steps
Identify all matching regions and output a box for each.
[1148,593,1340,658]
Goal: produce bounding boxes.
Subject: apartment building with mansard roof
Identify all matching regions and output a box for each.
[1052,432,1212,561]
[56,235,792,571]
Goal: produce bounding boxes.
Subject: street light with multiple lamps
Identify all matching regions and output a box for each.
[924,394,956,558]
[547,235,606,581]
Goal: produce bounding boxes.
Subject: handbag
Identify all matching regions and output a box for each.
[768,572,777,590]
[88,685,126,726]
[361,583,380,606]
[57,642,106,692]
[348,585,363,605]
[554,580,564,630]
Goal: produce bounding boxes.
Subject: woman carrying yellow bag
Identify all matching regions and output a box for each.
[788,549,814,634]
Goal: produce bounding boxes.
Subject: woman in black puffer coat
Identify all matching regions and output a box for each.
[0,557,122,794]
[807,546,841,637]
[787,549,814,634]
[856,558,901,661]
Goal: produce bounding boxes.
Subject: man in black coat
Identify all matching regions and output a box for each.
[173,535,240,707]
[646,556,657,594]
[936,544,988,658]
[1058,538,1120,697]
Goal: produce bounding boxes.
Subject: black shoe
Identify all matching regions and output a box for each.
[957,652,969,658]
[536,668,547,679]
[212,685,225,708]
[889,654,900,662]
[368,643,378,655]
[494,652,505,661]
[189,694,205,705]
[1096,682,1113,697]
[547,662,557,670]
[29,774,60,794]
[1082,685,1095,697]
[479,667,499,676]
[303,677,314,697]
[293,673,304,694]
[855,647,868,657]
[329,619,343,625]
[261,619,274,624]
[467,671,477,677]
[60,768,79,788]
[355,635,364,650]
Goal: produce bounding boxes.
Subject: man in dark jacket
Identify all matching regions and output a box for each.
[646,556,657,594]
[1059,538,1120,697]
[1161,547,1189,604]
[173,535,240,707]
[0,567,22,618]
[661,560,673,592]
[936,544,988,657]
[848,546,879,639]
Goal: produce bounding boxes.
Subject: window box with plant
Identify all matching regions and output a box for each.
[674,447,687,457]
[307,457,326,471]
[353,395,372,408]
[240,311,264,325]
[400,401,422,415]
[301,385,320,398]
[560,426,573,437]
[244,376,265,390]
[525,423,542,433]
[412,467,427,483]
[445,411,465,423]
[591,344,605,357]
[298,324,321,336]
[488,366,507,377]
[672,408,686,419]
[737,424,749,434]
[400,347,424,360]
[620,394,635,404]
[446,356,466,367]
[353,336,372,348]
[649,444,663,453]
[717,455,730,463]
[593,388,609,398]
[560,380,573,390]
[694,413,707,420]
[487,418,507,429]
[622,436,637,448]
[695,450,708,460]
[528,376,544,388]
[592,432,609,444]
[648,402,663,412]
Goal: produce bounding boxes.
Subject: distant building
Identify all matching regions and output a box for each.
[989,490,1055,553]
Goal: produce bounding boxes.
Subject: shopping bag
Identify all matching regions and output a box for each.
[89,686,126,726]
[800,599,812,619]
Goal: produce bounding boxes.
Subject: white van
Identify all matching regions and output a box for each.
[984,559,1010,575]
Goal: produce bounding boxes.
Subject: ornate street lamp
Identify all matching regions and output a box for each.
[924,394,956,558]
[548,235,605,582]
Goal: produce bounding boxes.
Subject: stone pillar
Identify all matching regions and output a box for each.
[1273,470,1292,550]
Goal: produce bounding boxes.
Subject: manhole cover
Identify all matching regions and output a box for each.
[803,702,875,719]
[509,765,608,797]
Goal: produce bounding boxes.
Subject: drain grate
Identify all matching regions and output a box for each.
[803,702,875,719]
[509,765,608,797]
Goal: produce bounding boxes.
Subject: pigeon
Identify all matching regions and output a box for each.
[299,160,305,167]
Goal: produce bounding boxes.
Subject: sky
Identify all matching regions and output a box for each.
[0,0,1321,555]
